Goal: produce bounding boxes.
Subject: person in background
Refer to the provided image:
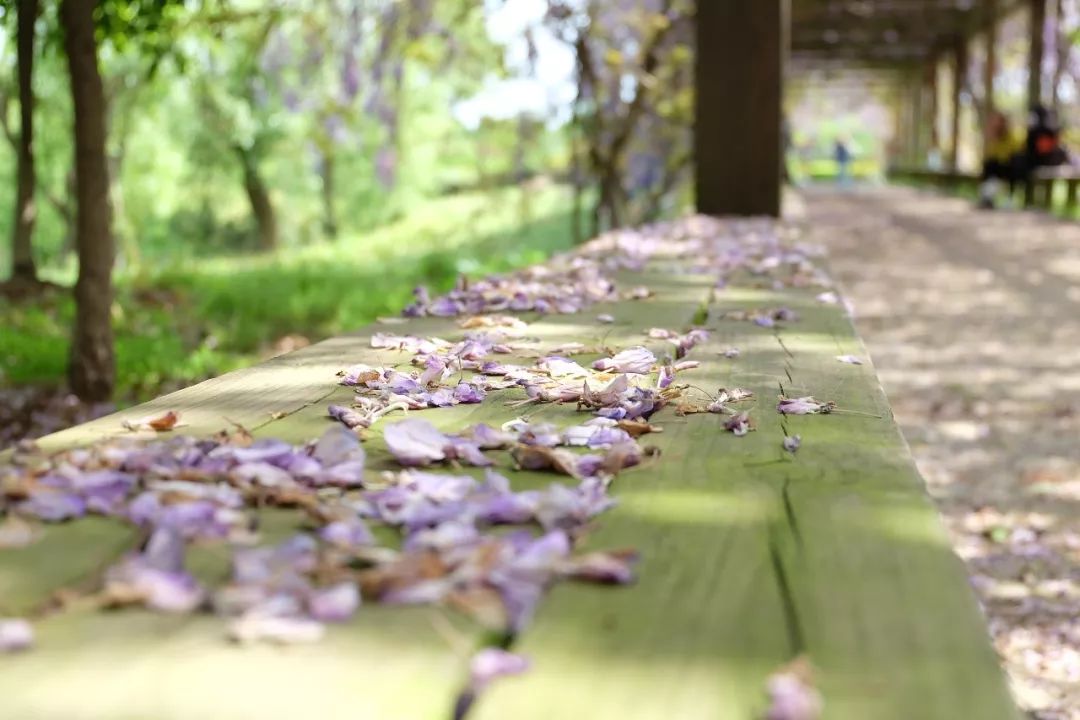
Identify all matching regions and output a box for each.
[978,110,1024,209]
[834,137,852,187]
[1026,104,1069,169]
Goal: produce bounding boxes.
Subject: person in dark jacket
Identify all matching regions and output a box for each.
[834,138,852,186]
[1025,104,1069,170]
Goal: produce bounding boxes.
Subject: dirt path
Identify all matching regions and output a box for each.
[795,185,1080,719]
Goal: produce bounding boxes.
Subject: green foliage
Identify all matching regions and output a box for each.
[1,184,586,400]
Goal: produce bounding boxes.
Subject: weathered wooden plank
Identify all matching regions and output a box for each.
[0,324,493,720]
[468,274,794,719]
[475,280,1019,719]
[750,295,1018,719]
[0,270,758,719]
[1,415,486,720]
[0,608,478,720]
[0,254,1016,719]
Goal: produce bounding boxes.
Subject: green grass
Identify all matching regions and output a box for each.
[0,183,585,401]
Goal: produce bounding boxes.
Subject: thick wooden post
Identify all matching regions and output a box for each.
[985,0,998,135]
[1029,0,1046,108]
[910,75,923,166]
[927,59,940,164]
[695,0,787,217]
[949,40,967,172]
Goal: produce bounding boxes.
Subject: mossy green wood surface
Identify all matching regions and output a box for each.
[0,267,1017,718]
[473,279,1019,719]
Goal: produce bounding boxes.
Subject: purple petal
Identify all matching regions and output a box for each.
[327,404,369,429]
[16,491,86,521]
[0,619,33,653]
[470,648,531,690]
[308,582,361,623]
[468,424,515,450]
[319,519,374,549]
[453,383,486,404]
[428,387,457,407]
[446,439,492,467]
[592,347,656,374]
[383,419,449,466]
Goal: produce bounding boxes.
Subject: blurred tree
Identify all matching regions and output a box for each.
[61,0,113,400]
[544,0,693,234]
[61,0,187,400]
[7,0,39,284]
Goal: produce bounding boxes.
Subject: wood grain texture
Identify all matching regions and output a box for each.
[474,279,1019,720]
[0,265,1017,718]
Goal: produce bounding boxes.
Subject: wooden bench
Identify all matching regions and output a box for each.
[1028,164,1080,210]
[0,217,1018,719]
[892,164,1080,213]
[889,167,982,196]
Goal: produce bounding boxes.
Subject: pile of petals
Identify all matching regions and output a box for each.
[381,417,653,483]
[579,215,835,295]
[403,258,619,318]
[329,331,536,429]
[332,329,716,432]
[646,328,711,359]
[0,420,639,649]
[720,307,798,328]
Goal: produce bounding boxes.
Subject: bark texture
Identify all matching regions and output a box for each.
[10,0,39,282]
[62,0,116,401]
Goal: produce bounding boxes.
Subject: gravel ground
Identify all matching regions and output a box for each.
[796,185,1080,719]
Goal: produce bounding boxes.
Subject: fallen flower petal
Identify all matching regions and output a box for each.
[313,427,367,468]
[383,419,449,466]
[765,658,823,720]
[0,515,41,548]
[122,410,182,432]
[466,423,515,450]
[724,412,754,436]
[538,355,591,378]
[0,618,33,653]
[835,355,863,365]
[470,648,531,691]
[511,445,581,477]
[308,582,361,623]
[320,519,375,549]
[592,346,657,374]
[15,490,86,522]
[783,435,802,453]
[615,419,663,437]
[327,404,368,429]
[453,383,486,404]
[228,613,326,645]
[560,549,639,584]
[777,397,834,415]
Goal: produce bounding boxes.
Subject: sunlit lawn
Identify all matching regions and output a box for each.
[1,183,582,401]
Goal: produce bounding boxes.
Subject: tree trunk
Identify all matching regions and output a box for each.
[1052,0,1067,111]
[570,125,583,244]
[10,0,39,282]
[320,149,338,239]
[61,0,115,402]
[235,145,278,251]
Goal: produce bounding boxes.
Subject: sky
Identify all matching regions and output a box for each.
[452,0,578,129]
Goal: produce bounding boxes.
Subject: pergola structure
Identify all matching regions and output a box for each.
[696,0,1049,217]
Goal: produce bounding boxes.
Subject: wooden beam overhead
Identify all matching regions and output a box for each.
[791,0,1027,67]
